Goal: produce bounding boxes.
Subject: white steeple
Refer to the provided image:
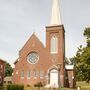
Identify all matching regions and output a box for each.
[51,0,62,25]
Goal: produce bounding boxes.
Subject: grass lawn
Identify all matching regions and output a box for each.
[24,87,75,90]
[0,86,7,90]
[24,81,90,90]
[76,81,90,90]
[76,81,90,86]
[0,81,90,90]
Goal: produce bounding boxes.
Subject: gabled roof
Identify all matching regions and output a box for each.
[14,58,19,65]
[0,58,6,63]
[14,33,46,64]
[19,33,45,52]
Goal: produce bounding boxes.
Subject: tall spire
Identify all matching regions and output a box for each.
[51,0,62,25]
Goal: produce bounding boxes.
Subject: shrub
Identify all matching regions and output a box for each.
[34,82,43,87]
[27,84,31,87]
[7,84,24,90]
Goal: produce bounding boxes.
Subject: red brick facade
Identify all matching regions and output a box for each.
[0,59,5,85]
[65,66,76,88]
[13,25,75,88]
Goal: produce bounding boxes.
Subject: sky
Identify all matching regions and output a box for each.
[0,0,90,67]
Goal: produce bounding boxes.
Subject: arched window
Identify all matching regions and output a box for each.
[34,69,37,79]
[50,36,58,53]
[21,70,24,79]
[27,71,30,79]
[40,70,44,79]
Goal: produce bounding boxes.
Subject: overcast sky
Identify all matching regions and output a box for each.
[0,0,90,67]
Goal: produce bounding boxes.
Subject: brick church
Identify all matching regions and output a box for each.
[13,0,75,88]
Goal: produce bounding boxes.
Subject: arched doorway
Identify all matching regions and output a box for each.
[50,69,58,87]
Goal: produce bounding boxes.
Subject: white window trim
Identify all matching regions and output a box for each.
[50,51,58,54]
[21,70,24,79]
[50,36,58,54]
[27,71,30,79]
[21,77,24,79]
[34,70,37,79]
[40,70,44,79]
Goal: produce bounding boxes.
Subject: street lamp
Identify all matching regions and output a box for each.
[57,64,61,90]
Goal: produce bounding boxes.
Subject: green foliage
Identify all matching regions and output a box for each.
[75,28,90,83]
[7,84,24,90]
[69,57,76,65]
[84,28,90,46]
[5,62,13,77]
[75,45,90,82]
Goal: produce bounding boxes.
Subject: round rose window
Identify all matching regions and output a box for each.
[27,52,39,64]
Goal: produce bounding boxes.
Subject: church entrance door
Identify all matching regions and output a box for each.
[50,69,58,87]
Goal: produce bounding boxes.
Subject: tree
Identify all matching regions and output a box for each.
[84,27,90,46]
[69,57,76,65]
[75,28,90,83]
[5,62,13,77]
